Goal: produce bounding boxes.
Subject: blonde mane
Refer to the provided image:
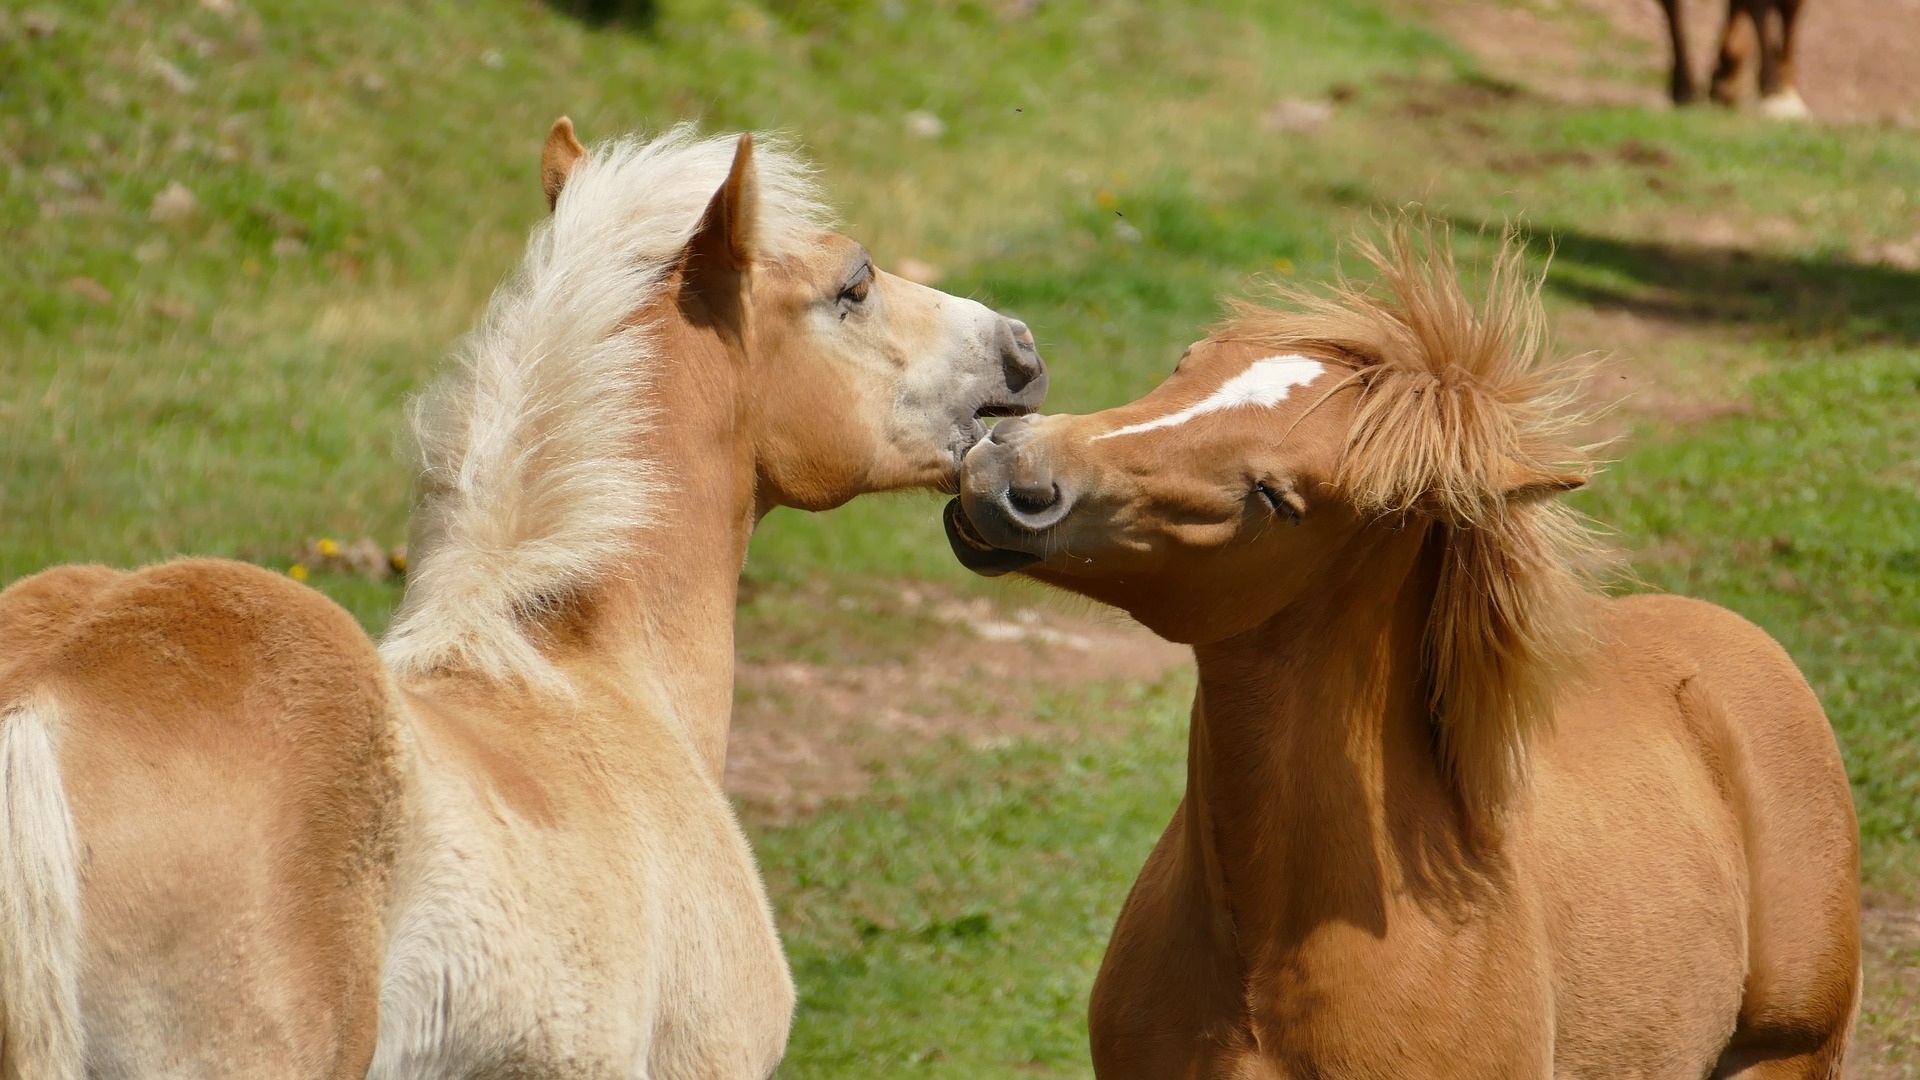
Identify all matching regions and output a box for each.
[1221,220,1606,810]
[380,125,830,684]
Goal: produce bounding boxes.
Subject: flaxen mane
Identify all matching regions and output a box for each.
[380,125,830,684]
[1221,221,1606,811]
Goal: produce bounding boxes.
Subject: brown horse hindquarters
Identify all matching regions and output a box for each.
[0,559,402,1079]
[1529,593,1856,1077]
[1618,594,1859,1077]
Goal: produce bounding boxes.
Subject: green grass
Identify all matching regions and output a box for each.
[758,673,1194,1079]
[6,0,1920,1074]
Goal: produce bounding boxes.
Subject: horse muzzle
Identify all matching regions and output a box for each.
[945,414,1073,576]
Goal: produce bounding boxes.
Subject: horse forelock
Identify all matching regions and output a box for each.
[1217,218,1609,812]
[380,125,833,686]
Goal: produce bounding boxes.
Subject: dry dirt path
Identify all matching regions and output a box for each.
[1419,0,1920,125]
[726,584,1186,819]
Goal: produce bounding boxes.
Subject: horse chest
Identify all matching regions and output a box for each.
[367,774,790,1079]
[1095,884,1553,1078]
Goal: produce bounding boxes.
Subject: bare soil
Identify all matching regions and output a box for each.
[726,586,1186,819]
[1420,0,1920,124]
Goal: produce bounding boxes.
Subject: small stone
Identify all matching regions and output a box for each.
[1261,97,1334,135]
[359,71,386,94]
[1112,220,1142,244]
[271,235,307,258]
[149,181,199,224]
[45,166,84,193]
[480,48,504,69]
[904,110,945,139]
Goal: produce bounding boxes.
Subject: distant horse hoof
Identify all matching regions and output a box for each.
[1758,90,1810,120]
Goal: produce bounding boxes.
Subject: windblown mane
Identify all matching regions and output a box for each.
[1221,220,1606,811]
[380,124,830,684]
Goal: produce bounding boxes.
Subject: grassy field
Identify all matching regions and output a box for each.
[5,0,1919,1075]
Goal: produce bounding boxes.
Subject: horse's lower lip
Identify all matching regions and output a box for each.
[943,499,1043,577]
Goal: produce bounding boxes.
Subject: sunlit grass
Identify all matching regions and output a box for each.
[7,0,1920,1074]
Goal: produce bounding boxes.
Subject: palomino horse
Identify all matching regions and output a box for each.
[0,121,1045,1078]
[946,226,1858,1077]
[1661,0,1810,117]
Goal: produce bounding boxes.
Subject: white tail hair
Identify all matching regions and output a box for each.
[0,696,84,1080]
[380,125,830,685]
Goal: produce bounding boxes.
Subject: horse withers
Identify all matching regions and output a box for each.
[946,224,1857,1078]
[0,121,1044,1078]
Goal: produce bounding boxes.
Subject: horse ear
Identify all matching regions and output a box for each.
[686,133,758,275]
[1501,460,1586,504]
[541,117,588,212]
[676,135,757,340]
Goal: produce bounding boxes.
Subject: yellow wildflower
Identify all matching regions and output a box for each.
[316,537,340,557]
[288,563,309,581]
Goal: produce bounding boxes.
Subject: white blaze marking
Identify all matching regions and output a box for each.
[1093,354,1326,441]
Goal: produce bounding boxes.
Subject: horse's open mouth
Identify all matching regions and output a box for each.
[943,498,1042,577]
[949,402,1039,486]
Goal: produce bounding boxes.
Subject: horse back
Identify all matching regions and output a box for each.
[0,558,403,1078]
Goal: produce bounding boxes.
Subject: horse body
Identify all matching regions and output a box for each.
[947,225,1856,1077]
[0,121,1045,1078]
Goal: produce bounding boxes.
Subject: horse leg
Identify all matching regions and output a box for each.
[1713,988,1856,1080]
[1757,0,1811,118]
[1660,0,1700,104]
[1708,0,1760,105]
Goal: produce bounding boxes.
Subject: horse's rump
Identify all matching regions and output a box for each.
[0,559,403,1077]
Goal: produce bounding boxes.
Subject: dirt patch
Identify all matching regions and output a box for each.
[1552,305,1766,441]
[726,586,1186,818]
[1415,0,1920,125]
[1855,900,1920,1077]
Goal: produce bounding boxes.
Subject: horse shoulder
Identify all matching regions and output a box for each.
[374,678,792,1078]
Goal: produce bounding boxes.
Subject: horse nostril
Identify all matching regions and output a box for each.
[998,319,1044,392]
[1008,479,1059,516]
[986,415,1030,445]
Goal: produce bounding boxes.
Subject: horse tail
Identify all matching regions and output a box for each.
[0,696,85,1080]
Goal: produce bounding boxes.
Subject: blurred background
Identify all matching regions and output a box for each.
[3,0,1917,1074]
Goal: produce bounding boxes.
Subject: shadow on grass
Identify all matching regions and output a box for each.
[539,0,659,30]
[1499,221,1920,345]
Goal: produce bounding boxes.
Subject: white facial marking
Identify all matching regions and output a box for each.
[1093,354,1326,441]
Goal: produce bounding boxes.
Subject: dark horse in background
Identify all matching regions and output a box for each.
[1660,0,1809,117]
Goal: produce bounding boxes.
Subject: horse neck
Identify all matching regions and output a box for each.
[573,311,756,781]
[1185,524,1490,953]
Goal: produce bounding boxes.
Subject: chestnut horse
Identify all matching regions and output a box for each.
[1662,0,1810,117]
[0,121,1045,1078]
[947,226,1857,1077]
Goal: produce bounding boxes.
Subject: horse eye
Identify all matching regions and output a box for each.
[1254,481,1303,525]
[839,263,874,304]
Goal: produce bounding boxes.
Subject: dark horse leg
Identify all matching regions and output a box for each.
[1709,0,1761,105]
[1660,0,1700,103]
